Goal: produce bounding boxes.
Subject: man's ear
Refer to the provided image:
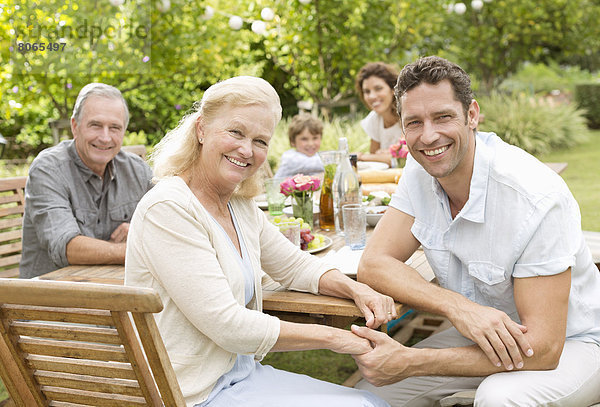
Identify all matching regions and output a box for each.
[70,117,78,139]
[468,99,480,129]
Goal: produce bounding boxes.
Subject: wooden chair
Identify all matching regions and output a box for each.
[0,177,27,278]
[0,278,185,406]
[121,145,148,160]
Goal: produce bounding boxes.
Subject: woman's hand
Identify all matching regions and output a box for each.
[350,280,397,329]
[273,321,373,354]
[330,328,374,355]
[318,269,397,329]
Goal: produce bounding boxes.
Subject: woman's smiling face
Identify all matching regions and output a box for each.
[197,104,275,191]
[362,75,395,115]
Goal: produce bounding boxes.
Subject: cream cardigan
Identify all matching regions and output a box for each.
[125,176,330,406]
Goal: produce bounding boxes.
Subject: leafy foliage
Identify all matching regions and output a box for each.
[575,83,600,129]
[1,0,599,158]
[478,92,590,154]
[440,0,600,91]
[500,62,600,95]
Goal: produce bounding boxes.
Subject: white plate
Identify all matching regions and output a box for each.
[306,235,332,254]
[283,205,320,216]
[357,161,390,171]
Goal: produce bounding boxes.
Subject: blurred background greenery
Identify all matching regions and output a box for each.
[2,0,600,160]
[2,0,600,398]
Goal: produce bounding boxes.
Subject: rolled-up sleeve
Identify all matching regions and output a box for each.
[26,165,82,268]
[390,155,416,217]
[513,192,580,278]
[139,201,280,356]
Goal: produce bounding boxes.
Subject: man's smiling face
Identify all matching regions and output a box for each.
[400,80,478,181]
[71,95,127,177]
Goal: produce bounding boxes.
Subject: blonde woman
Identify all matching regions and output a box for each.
[125,76,393,407]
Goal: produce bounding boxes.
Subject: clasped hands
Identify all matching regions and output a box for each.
[333,282,397,355]
[347,300,535,387]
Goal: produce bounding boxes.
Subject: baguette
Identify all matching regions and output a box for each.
[358,168,403,184]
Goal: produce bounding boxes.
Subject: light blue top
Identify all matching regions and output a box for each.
[202,204,256,404]
[274,149,324,178]
[391,131,600,345]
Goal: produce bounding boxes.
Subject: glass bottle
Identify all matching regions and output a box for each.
[349,153,362,187]
[332,139,362,235]
[318,150,343,231]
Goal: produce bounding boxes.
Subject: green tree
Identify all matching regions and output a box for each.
[440,0,600,91]
[257,0,445,117]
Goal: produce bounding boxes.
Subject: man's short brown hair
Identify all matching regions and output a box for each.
[395,56,473,118]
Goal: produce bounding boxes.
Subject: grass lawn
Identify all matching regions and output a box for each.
[1,131,598,398]
[537,129,600,231]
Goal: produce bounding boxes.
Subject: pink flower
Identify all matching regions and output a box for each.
[292,174,313,191]
[280,178,295,196]
[279,174,321,196]
[390,139,409,158]
[310,178,321,191]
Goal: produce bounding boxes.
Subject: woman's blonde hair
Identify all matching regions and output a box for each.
[151,76,282,197]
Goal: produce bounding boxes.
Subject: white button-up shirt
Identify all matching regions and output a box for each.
[391,131,600,345]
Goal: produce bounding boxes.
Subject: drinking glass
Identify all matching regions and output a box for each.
[264,178,286,216]
[342,204,366,250]
[277,221,300,247]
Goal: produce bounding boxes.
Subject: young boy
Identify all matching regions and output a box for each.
[274,113,325,178]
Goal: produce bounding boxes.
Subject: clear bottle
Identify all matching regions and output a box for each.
[332,139,362,235]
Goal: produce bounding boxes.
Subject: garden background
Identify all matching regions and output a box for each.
[1,0,600,397]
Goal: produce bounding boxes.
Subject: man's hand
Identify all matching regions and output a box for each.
[110,222,130,243]
[351,325,411,386]
[448,300,533,370]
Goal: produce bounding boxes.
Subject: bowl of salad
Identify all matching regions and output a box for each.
[363,191,391,227]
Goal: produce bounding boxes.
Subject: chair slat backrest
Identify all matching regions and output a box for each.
[0,279,185,406]
[0,176,27,278]
[121,145,147,160]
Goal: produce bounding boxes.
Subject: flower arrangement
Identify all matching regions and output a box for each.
[280,174,321,227]
[389,139,409,168]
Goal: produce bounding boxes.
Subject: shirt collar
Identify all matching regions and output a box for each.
[458,132,492,223]
[429,132,491,223]
[67,140,116,182]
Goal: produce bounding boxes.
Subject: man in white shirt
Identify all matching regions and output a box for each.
[352,56,600,406]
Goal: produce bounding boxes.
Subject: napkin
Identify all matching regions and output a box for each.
[322,246,413,276]
[322,246,364,276]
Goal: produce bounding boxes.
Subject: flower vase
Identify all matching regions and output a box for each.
[292,192,313,228]
[391,157,406,169]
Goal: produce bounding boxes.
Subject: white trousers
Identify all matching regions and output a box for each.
[355,327,600,407]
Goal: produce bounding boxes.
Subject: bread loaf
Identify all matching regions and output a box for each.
[358,168,403,184]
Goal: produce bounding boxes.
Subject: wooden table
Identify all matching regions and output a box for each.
[39,228,433,329]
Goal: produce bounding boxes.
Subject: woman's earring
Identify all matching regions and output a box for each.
[199,138,204,144]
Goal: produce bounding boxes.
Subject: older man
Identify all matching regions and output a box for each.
[20,83,153,278]
[352,56,600,406]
